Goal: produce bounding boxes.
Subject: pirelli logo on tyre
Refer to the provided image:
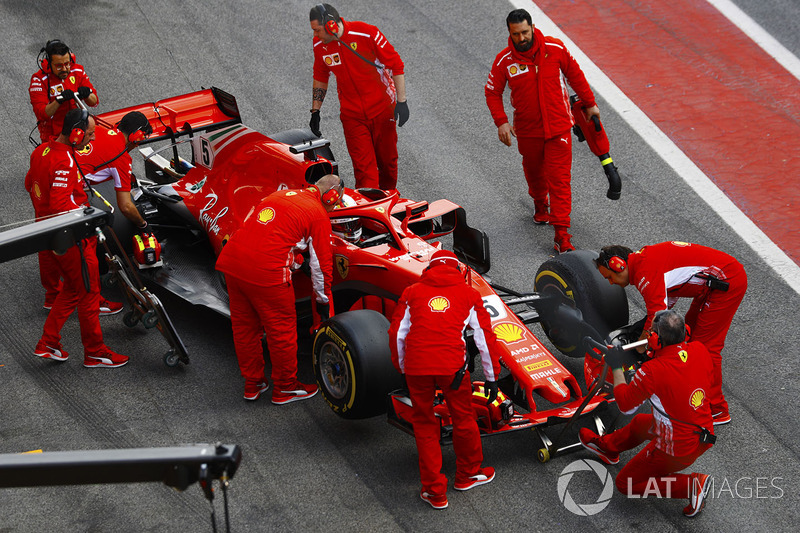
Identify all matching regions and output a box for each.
[524,359,552,373]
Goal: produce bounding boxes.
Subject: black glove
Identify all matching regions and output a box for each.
[55,89,74,104]
[484,380,498,405]
[309,110,321,137]
[316,301,330,321]
[604,345,626,371]
[394,101,409,127]
[77,86,92,100]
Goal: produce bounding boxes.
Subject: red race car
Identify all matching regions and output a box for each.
[90,88,630,462]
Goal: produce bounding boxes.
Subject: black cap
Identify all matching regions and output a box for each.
[117,111,152,136]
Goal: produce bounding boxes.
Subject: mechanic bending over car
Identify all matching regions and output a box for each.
[24,109,130,368]
[485,9,601,254]
[215,174,343,403]
[580,310,716,518]
[309,3,408,192]
[76,111,152,229]
[595,241,747,426]
[29,39,98,144]
[389,250,503,510]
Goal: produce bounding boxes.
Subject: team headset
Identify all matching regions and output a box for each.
[598,249,627,273]
[647,310,687,350]
[321,177,343,206]
[315,3,340,35]
[39,39,76,73]
[66,109,90,145]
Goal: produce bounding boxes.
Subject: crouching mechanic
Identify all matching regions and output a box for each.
[76,111,152,229]
[389,250,502,510]
[215,174,343,403]
[595,241,747,425]
[580,310,715,517]
[25,109,130,368]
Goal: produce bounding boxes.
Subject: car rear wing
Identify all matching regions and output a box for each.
[94,87,241,145]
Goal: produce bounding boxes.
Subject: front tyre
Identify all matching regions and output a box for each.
[312,309,404,419]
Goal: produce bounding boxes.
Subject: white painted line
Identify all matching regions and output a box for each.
[509,0,800,294]
[706,0,800,83]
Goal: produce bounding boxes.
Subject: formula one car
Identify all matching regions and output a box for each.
[85,88,629,462]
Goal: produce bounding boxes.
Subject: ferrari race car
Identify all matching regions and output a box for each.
[17,88,632,462]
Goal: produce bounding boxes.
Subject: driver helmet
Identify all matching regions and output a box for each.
[331,194,362,243]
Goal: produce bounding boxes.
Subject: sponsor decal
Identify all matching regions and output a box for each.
[198,193,229,234]
[690,388,706,410]
[350,42,357,51]
[336,255,349,279]
[507,63,529,77]
[375,206,385,213]
[75,144,92,155]
[107,130,118,136]
[186,177,207,193]
[69,76,75,84]
[671,241,691,247]
[33,183,41,199]
[493,323,526,344]
[679,349,688,363]
[257,207,275,224]
[323,53,342,66]
[50,84,64,97]
[524,359,552,372]
[428,296,450,312]
[42,147,50,157]
[285,191,297,196]
[530,368,562,380]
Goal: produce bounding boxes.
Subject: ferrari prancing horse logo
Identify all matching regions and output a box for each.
[336,255,349,279]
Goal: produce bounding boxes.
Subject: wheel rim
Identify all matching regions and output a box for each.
[318,340,350,400]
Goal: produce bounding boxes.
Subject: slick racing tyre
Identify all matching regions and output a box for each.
[313,309,404,420]
[534,250,628,357]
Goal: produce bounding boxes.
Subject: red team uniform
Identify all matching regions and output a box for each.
[29,63,97,142]
[75,127,134,192]
[312,19,404,190]
[627,242,747,419]
[25,142,106,358]
[595,341,715,501]
[485,28,596,231]
[215,187,333,395]
[389,252,501,503]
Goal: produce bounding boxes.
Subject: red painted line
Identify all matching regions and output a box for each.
[536,0,800,265]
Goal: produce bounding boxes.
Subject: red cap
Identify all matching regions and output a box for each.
[429,249,460,269]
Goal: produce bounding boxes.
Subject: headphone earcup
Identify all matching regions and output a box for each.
[326,19,339,34]
[608,255,627,273]
[647,329,661,351]
[69,127,85,145]
[321,187,341,206]
[70,52,76,63]
[128,130,145,143]
[41,58,50,72]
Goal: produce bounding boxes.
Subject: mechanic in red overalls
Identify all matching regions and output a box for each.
[76,111,152,229]
[595,242,747,425]
[485,9,600,254]
[309,4,408,192]
[25,109,130,368]
[389,250,502,510]
[580,310,715,518]
[29,40,98,143]
[215,175,342,403]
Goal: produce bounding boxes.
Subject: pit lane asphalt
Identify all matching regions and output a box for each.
[0,1,798,531]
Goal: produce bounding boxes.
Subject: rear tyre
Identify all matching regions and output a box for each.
[312,309,404,419]
[534,250,628,356]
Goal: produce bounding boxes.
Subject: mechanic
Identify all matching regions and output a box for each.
[595,241,747,426]
[215,174,342,403]
[580,310,715,517]
[309,3,408,192]
[29,39,98,143]
[485,9,600,254]
[76,111,152,229]
[388,250,502,510]
[25,109,130,368]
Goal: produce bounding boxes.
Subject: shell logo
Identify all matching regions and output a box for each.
[671,241,691,247]
[493,323,525,344]
[509,66,518,75]
[42,147,50,157]
[679,349,688,363]
[690,388,706,410]
[257,207,275,224]
[428,296,450,312]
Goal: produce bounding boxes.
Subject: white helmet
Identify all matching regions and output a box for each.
[331,194,362,243]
